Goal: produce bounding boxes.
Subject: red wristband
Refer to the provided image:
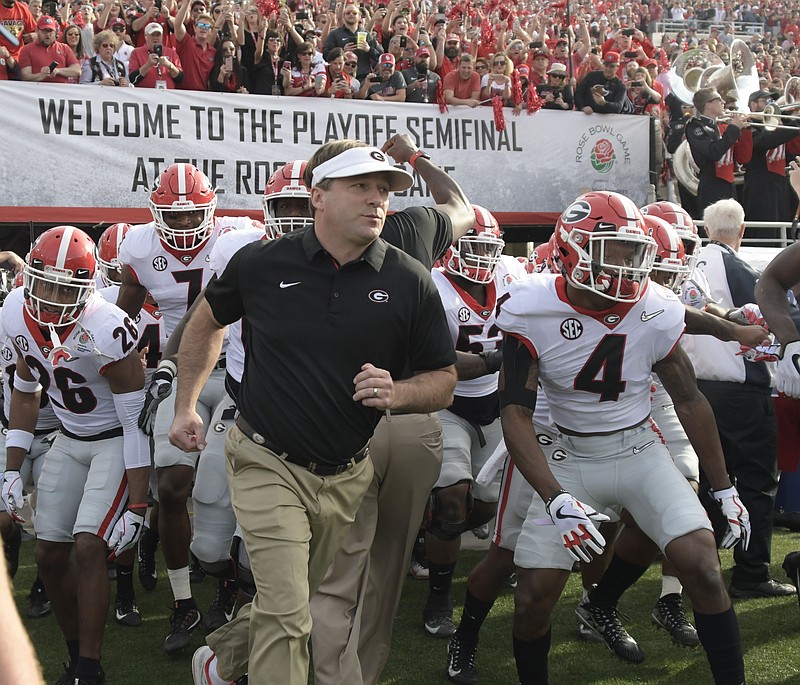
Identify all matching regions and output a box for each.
[127,503,149,510]
[408,150,430,169]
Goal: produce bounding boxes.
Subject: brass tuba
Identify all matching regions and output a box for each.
[701,39,759,112]
[666,49,724,105]
[673,139,700,196]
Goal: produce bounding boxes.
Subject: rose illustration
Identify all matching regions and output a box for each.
[590,138,616,173]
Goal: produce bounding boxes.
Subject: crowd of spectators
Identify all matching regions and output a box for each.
[2,0,800,112]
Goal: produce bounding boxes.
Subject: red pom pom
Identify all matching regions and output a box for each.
[435,79,448,113]
[254,0,280,18]
[72,13,85,28]
[527,86,543,114]
[511,70,523,108]
[493,95,505,131]
[480,18,494,49]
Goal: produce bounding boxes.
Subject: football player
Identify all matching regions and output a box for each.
[116,163,257,652]
[96,222,168,627]
[1,226,149,685]
[498,192,750,685]
[423,206,527,637]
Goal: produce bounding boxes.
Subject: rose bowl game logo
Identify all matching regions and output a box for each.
[590,138,616,173]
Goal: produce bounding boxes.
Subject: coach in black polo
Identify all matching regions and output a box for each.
[169,141,457,685]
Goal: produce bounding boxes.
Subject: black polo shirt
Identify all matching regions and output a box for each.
[381,206,453,270]
[204,226,456,467]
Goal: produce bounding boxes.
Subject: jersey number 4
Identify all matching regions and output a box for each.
[574,334,627,402]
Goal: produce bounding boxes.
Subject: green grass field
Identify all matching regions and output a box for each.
[11,530,800,685]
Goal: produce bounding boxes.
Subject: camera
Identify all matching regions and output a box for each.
[399,36,407,48]
[297,10,308,19]
[529,40,543,49]
[282,60,292,71]
[154,0,162,8]
[624,50,638,58]
[153,43,163,56]
[47,60,59,73]
[632,80,643,87]
[621,27,634,36]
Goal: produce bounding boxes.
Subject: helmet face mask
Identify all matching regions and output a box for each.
[149,164,217,251]
[445,205,505,284]
[262,160,312,239]
[24,226,96,327]
[642,215,690,292]
[556,192,656,303]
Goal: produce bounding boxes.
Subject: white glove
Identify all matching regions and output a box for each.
[713,486,751,550]
[138,359,176,435]
[776,341,800,399]
[107,509,145,558]
[726,303,767,328]
[1,470,25,522]
[546,491,609,563]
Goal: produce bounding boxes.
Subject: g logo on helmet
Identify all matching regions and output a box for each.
[561,200,592,224]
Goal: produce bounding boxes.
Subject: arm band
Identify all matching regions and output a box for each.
[498,335,538,411]
[13,375,42,394]
[113,390,150,470]
[5,429,35,452]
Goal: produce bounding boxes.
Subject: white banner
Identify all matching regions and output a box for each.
[0,81,651,217]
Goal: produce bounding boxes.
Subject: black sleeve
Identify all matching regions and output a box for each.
[574,75,590,109]
[600,79,626,113]
[204,243,247,325]
[665,121,686,153]
[751,125,800,152]
[381,207,454,269]
[687,120,740,162]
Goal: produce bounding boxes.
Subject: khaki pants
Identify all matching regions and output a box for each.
[207,425,373,685]
[311,413,443,685]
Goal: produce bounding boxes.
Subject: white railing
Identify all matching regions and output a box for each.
[654,20,765,37]
[696,220,795,247]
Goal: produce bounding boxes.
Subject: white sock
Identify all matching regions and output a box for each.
[206,655,230,685]
[660,574,683,598]
[167,567,192,601]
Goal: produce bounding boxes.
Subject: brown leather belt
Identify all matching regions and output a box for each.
[235,415,369,476]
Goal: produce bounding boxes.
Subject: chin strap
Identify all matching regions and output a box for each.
[48,325,73,367]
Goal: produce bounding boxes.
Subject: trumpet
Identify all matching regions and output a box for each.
[716,108,800,132]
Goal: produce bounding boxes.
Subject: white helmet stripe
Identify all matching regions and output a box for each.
[474,205,494,231]
[115,225,125,253]
[56,225,75,270]
[176,162,187,197]
[289,161,303,185]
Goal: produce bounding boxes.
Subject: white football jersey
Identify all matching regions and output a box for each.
[208,227,266,384]
[118,216,255,337]
[680,267,713,310]
[497,275,685,434]
[433,256,527,398]
[98,285,168,384]
[1,289,137,437]
[0,309,60,432]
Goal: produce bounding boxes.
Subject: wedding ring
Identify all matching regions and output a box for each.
[373,387,378,397]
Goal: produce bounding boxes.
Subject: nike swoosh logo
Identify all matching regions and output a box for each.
[554,506,583,521]
[632,440,655,454]
[640,309,664,322]
[792,353,800,375]
[279,281,301,289]
[130,521,141,539]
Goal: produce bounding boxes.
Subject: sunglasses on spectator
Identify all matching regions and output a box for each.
[100,42,115,47]
[297,51,312,55]
[112,25,126,31]
[267,36,280,41]
[345,61,357,67]
[196,21,212,28]
[493,60,506,66]
[475,64,488,70]
[551,73,566,79]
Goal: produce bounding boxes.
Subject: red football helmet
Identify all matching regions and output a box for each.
[262,160,312,239]
[445,205,505,284]
[640,201,700,272]
[642,215,689,292]
[149,163,217,251]
[24,226,97,326]
[97,222,131,286]
[555,191,656,303]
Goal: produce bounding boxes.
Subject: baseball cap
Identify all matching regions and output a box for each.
[555,38,568,46]
[749,89,771,101]
[416,47,430,58]
[644,58,658,68]
[311,147,414,192]
[144,21,164,35]
[445,33,460,43]
[516,64,530,77]
[378,53,395,67]
[547,62,567,75]
[533,48,550,59]
[37,15,58,31]
[110,18,126,29]
[603,50,620,64]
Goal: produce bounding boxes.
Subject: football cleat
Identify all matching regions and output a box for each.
[423,606,456,637]
[575,602,645,664]
[3,521,22,578]
[651,593,700,647]
[164,600,202,654]
[471,524,490,540]
[53,662,75,685]
[115,593,142,628]
[446,632,478,684]
[27,576,51,618]
[137,526,159,592]
[204,579,238,632]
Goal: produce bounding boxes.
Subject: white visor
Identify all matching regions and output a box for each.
[311,147,414,192]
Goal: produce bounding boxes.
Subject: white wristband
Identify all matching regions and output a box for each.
[13,375,42,394]
[5,429,35,452]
